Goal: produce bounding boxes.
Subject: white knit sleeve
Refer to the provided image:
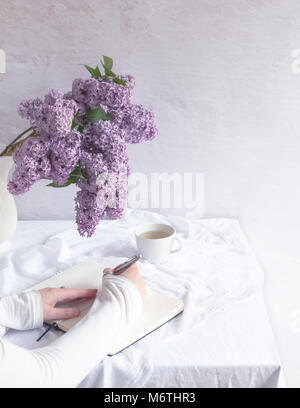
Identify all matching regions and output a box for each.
[0,291,44,338]
[0,274,143,388]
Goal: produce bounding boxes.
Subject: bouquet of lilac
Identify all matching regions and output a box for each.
[0,56,158,237]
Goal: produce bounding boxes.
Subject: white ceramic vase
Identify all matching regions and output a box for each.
[0,156,17,252]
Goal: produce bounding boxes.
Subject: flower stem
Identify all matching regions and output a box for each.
[6,131,37,156]
[0,127,34,157]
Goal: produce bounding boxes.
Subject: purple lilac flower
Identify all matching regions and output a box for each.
[10,70,158,238]
[79,150,107,192]
[50,130,81,185]
[87,78,131,109]
[76,122,129,236]
[104,166,129,219]
[8,137,51,195]
[75,189,105,238]
[18,90,77,139]
[76,147,128,236]
[109,103,158,143]
[10,91,80,191]
[71,79,88,103]
[118,75,136,91]
[72,76,133,111]
[82,122,128,170]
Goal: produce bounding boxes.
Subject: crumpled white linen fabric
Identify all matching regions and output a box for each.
[0,209,263,387]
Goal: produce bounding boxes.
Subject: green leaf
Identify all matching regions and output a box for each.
[100,56,126,86]
[72,111,83,131]
[103,56,113,71]
[47,164,87,188]
[72,116,84,133]
[113,77,127,86]
[47,180,74,188]
[101,56,116,78]
[101,61,116,77]
[72,119,79,130]
[87,106,110,122]
[94,66,102,78]
[84,64,102,79]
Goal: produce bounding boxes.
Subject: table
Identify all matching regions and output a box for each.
[0,214,285,388]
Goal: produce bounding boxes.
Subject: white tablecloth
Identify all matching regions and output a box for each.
[0,210,285,388]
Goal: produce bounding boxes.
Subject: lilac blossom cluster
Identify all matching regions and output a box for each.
[8,90,81,193]
[18,90,77,138]
[8,71,158,237]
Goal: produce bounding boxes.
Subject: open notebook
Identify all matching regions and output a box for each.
[26,259,184,355]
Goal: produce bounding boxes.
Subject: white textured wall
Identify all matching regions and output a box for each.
[1,0,300,386]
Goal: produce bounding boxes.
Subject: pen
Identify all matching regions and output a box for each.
[36,322,59,342]
[113,254,141,275]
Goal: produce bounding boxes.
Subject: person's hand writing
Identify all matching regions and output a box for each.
[104,263,146,301]
[39,288,97,321]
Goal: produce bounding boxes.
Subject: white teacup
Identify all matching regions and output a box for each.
[135,223,182,264]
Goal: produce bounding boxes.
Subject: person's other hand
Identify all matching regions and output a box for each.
[104,263,146,301]
[39,288,97,321]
